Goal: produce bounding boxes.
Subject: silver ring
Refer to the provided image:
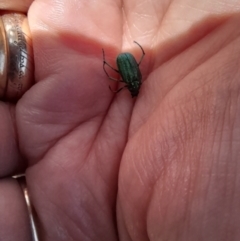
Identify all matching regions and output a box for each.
[16,175,40,241]
[0,13,34,101]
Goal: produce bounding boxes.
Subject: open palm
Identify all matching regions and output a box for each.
[1,0,240,240]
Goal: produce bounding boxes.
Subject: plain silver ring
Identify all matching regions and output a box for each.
[16,175,40,241]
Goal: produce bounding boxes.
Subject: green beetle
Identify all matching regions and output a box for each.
[102,41,145,97]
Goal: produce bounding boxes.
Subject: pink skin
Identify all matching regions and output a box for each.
[1,0,240,240]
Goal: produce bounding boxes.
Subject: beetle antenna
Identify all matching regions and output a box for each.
[102,49,106,61]
[134,41,145,66]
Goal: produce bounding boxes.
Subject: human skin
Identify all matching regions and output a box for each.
[0,0,240,240]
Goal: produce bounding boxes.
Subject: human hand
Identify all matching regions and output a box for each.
[1,0,240,241]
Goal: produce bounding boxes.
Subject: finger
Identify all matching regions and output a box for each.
[0,0,33,12]
[118,15,240,241]
[125,0,240,68]
[0,178,32,241]
[18,0,123,163]
[16,1,127,240]
[0,103,26,177]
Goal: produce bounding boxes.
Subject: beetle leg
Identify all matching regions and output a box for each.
[102,48,121,81]
[103,64,120,81]
[133,41,145,66]
[109,85,127,93]
[103,61,119,73]
[102,48,119,72]
[103,64,124,82]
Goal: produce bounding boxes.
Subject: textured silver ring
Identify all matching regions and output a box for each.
[0,13,34,101]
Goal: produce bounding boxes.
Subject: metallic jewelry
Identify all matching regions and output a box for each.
[17,175,40,241]
[0,13,34,101]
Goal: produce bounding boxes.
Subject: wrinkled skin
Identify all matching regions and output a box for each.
[1,0,240,240]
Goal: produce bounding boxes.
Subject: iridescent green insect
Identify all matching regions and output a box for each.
[102,41,145,97]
